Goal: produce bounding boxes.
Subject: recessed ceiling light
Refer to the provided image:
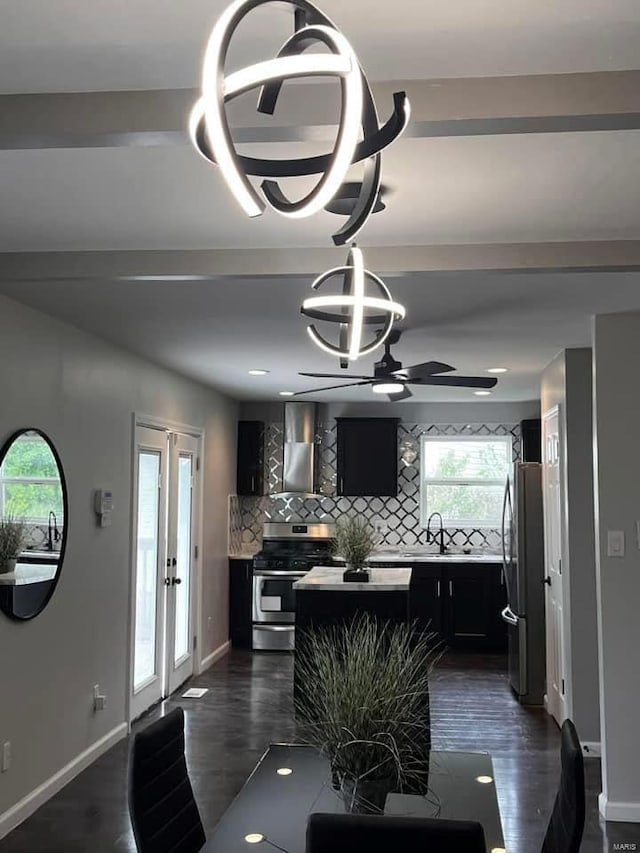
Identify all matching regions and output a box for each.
[244,833,265,844]
[372,382,405,394]
[476,775,493,784]
[248,369,269,376]
[474,390,492,396]
[279,391,295,397]
[276,767,293,776]
[487,367,508,374]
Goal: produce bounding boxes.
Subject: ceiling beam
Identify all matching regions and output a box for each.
[1,241,639,281]
[1,70,639,151]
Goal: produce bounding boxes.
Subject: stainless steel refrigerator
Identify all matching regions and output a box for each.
[500,462,546,705]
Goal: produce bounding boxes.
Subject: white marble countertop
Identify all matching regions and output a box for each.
[365,550,502,563]
[293,566,412,592]
[0,562,58,586]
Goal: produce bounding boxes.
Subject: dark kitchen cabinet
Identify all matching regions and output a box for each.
[409,564,443,637]
[443,562,506,652]
[521,418,542,463]
[405,561,506,652]
[336,418,398,496]
[237,420,264,496]
[229,559,253,649]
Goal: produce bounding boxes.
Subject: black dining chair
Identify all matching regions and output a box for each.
[541,718,585,853]
[128,706,206,853]
[306,813,486,852]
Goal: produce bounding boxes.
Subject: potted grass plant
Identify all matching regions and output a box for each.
[0,516,26,574]
[295,614,441,813]
[333,515,377,582]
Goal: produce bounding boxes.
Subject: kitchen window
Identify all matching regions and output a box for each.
[0,435,64,522]
[420,435,511,528]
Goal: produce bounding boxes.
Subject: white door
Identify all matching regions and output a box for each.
[166,433,198,695]
[542,407,565,724]
[131,427,168,719]
[130,426,201,720]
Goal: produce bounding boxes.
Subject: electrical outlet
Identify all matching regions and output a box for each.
[2,741,11,773]
[93,684,107,712]
[373,519,388,535]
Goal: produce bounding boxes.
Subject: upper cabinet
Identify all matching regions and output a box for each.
[521,418,542,463]
[237,421,264,496]
[336,418,398,497]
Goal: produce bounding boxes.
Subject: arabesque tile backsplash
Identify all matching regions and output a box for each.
[229,421,520,555]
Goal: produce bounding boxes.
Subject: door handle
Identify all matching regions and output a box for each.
[436,580,440,598]
[449,580,453,597]
[172,557,177,567]
[543,576,551,586]
[171,577,182,585]
[163,577,171,586]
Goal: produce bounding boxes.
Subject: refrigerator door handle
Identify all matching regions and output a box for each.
[501,605,519,626]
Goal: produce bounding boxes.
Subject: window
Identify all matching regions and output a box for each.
[0,432,64,523]
[420,435,511,528]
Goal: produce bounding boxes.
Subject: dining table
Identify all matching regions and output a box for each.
[203,743,506,852]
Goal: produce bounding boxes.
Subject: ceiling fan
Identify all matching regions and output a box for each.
[295,331,498,401]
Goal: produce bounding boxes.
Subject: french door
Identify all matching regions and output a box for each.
[542,407,566,725]
[130,426,200,720]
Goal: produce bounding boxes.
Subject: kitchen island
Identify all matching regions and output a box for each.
[293,565,412,628]
[293,566,413,705]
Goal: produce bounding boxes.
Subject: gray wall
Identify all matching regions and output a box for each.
[240,400,541,424]
[592,313,640,819]
[0,294,237,818]
[541,349,599,743]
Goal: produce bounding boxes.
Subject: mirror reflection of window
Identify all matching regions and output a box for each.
[0,429,67,620]
[0,431,64,523]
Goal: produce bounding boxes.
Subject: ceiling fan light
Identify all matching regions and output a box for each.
[373,382,404,394]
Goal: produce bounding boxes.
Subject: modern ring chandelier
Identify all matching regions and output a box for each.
[300,246,405,365]
[190,0,411,246]
[191,0,410,363]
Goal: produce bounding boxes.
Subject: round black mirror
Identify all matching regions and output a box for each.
[0,429,68,620]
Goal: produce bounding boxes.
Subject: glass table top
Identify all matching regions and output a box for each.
[204,744,506,852]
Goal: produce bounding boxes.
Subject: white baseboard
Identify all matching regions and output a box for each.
[0,722,128,841]
[199,640,230,674]
[581,741,601,758]
[599,792,640,822]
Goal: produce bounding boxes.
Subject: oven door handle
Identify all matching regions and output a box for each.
[254,570,308,578]
[253,625,295,632]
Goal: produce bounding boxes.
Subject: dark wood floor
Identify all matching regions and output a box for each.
[2,651,638,852]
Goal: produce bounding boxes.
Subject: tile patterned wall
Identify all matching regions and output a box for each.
[229,422,521,555]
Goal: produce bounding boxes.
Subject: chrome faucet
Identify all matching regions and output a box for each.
[426,512,447,555]
[48,512,60,551]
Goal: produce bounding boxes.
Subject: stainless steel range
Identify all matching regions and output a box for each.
[252,521,335,651]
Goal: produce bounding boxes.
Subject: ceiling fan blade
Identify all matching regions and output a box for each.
[398,361,456,380]
[298,372,373,380]
[293,380,375,395]
[387,386,413,402]
[411,375,498,389]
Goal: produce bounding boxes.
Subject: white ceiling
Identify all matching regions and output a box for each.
[1,0,639,404]
[1,132,639,252]
[2,270,640,402]
[1,0,639,92]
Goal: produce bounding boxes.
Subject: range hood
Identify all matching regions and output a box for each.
[271,402,321,498]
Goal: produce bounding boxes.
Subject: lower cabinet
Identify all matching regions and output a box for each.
[409,562,507,652]
[229,559,253,649]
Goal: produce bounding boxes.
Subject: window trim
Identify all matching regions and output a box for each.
[419,434,511,529]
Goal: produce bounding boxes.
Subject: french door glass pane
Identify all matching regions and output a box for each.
[134,451,161,689]
[174,455,193,662]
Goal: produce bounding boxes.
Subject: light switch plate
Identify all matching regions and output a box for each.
[607,530,625,558]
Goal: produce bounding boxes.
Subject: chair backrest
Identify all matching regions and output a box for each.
[306,813,486,853]
[128,706,206,853]
[541,718,585,853]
